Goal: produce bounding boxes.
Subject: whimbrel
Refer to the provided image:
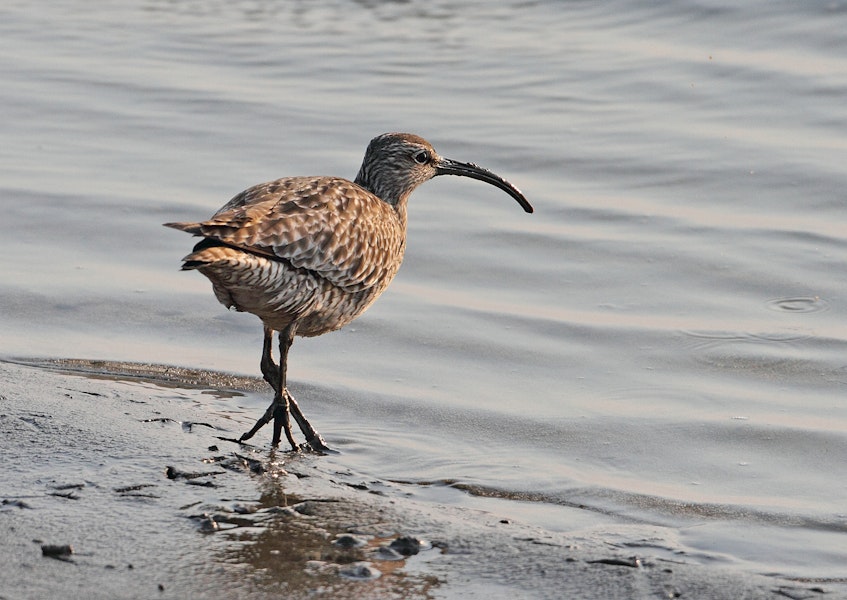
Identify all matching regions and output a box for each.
[165,132,532,452]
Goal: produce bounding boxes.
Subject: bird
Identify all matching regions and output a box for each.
[164,132,533,452]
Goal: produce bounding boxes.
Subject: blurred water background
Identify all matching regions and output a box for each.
[1,0,845,583]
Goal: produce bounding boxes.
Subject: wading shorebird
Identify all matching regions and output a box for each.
[165,132,533,452]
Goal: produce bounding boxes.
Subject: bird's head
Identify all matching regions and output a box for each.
[354,132,533,213]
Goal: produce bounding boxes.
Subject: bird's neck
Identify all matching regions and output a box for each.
[354,171,410,229]
[354,167,411,209]
[394,199,408,232]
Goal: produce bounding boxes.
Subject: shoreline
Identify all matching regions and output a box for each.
[0,358,831,599]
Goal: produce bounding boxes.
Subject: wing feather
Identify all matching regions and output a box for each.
[169,176,404,292]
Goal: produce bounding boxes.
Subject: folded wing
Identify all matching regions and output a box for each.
[165,176,405,292]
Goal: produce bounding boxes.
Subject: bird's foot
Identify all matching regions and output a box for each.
[237,422,265,443]
[270,402,299,450]
[237,393,334,453]
[237,415,270,444]
[303,433,335,455]
[237,405,273,443]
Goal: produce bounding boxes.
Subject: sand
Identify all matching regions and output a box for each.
[0,359,828,599]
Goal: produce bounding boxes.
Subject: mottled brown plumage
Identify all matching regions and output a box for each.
[165,132,532,451]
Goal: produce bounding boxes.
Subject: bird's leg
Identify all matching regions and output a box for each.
[254,326,330,452]
[272,326,332,452]
[285,390,331,453]
[275,325,330,452]
[260,326,281,392]
[270,323,298,449]
[243,325,331,452]
[241,326,296,449]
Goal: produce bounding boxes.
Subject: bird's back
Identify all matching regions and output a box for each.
[166,176,408,336]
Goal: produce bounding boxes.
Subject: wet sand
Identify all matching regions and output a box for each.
[0,359,830,599]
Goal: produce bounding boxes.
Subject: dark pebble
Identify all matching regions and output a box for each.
[588,556,641,568]
[41,544,73,557]
[333,534,368,549]
[338,561,381,580]
[389,535,422,556]
[374,546,404,561]
[197,515,219,533]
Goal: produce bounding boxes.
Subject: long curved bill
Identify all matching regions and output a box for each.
[435,158,534,213]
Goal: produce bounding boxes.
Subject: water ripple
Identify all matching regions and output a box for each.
[766,296,829,313]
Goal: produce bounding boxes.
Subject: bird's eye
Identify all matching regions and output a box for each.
[412,150,430,164]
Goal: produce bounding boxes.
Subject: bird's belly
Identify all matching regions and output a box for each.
[194,248,399,336]
[295,280,390,337]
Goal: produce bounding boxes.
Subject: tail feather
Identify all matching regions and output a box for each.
[180,259,208,271]
[163,221,202,234]
[179,239,234,271]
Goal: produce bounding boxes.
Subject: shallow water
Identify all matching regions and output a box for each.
[1,0,846,585]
